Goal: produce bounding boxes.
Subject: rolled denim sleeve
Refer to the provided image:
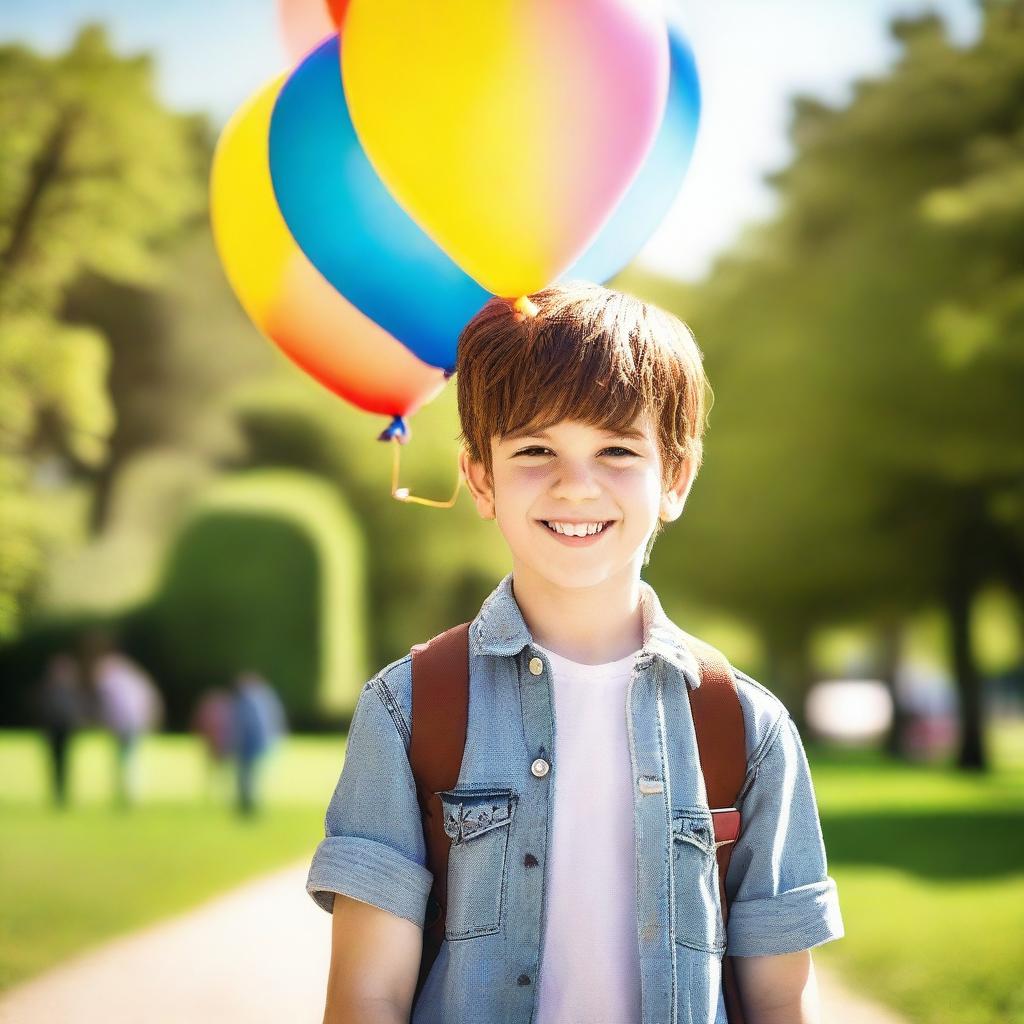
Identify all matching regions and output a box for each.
[724,714,844,957]
[306,675,433,928]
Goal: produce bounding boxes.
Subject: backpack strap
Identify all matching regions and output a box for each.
[409,622,470,1006]
[682,631,748,1024]
[410,623,748,1023]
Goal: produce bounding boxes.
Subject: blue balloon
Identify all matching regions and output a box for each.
[566,22,701,284]
[269,35,489,374]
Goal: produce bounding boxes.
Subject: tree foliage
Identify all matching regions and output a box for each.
[0,26,206,639]
[630,1,1024,766]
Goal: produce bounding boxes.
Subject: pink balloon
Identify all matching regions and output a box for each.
[276,0,341,63]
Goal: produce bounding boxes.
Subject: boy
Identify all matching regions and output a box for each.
[307,283,844,1024]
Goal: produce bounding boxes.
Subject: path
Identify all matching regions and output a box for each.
[0,862,328,1023]
[0,860,905,1022]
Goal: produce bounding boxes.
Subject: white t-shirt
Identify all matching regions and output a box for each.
[533,641,644,1024]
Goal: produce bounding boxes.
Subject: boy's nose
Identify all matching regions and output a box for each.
[549,467,603,498]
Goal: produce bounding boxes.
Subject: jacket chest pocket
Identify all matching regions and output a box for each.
[671,809,726,954]
[437,787,518,940]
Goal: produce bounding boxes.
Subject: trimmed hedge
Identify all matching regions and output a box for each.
[0,470,369,730]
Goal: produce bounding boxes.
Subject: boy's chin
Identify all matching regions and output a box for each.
[508,542,646,590]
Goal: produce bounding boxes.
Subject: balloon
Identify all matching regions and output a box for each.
[567,22,701,284]
[210,75,448,426]
[269,35,489,374]
[325,0,349,27]
[276,0,350,62]
[341,0,669,297]
[271,26,699,350]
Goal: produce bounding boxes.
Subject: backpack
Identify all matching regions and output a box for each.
[409,622,748,1024]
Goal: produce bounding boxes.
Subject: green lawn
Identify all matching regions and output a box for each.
[0,729,348,991]
[0,728,347,807]
[2,724,1023,1024]
[0,803,325,990]
[808,723,1024,1024]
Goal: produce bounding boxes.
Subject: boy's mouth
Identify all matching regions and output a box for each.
[537,519,616,543]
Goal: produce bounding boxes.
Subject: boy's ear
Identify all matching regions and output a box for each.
[459,446,496,520]
[660,455,697,524]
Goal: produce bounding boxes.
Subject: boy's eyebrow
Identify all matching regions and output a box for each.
[502,426,648,442]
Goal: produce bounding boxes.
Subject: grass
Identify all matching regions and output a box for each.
[0,729,347,807]
[0,803,324,990]
[807,725,1024,1024]
[0,729,348,991]
[2,723,1023,1023]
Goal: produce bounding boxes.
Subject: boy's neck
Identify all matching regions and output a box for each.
[509,565,646,666]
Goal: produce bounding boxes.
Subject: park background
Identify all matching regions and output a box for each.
[0,1,1022,1022]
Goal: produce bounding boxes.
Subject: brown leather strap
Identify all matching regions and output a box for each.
[683,631,748,1024]
[409,622,470,1006]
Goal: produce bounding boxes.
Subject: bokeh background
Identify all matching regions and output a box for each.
[0,2,1022,1023]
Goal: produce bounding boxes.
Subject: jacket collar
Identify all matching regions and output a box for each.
[469,571,702,690]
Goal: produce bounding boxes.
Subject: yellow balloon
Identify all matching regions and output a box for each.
[341,0,669,298]
[211,76,292,327]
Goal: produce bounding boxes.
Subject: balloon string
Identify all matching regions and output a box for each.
[390,436,463,508]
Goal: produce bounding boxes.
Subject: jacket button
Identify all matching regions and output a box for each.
[528,656,544,675]
[531,758,550,778]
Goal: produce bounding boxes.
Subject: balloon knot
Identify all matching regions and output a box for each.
[378,415,410,444]
[512,295,539,320]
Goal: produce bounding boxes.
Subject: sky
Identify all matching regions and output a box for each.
[0,0,981,282]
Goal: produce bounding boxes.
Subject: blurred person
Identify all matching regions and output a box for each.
[88,638,164,809]
[896,659,959,762]
[191,687,235,801]
[231,670,287,816]
[33,652,87,808]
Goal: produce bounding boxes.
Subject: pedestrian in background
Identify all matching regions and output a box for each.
[87,631,164,808]
[33,652,87,808]
[230,670,287,817]
[191,688,235,801]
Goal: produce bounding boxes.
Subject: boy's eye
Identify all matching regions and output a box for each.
[512,446,639,458]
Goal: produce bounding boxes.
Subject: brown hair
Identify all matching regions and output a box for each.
[456,281,710,551]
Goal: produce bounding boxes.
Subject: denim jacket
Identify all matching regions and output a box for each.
[307,572,844,1024]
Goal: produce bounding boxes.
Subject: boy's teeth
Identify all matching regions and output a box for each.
[546,521,607,537]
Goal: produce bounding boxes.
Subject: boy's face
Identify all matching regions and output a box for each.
[460,414,696,590]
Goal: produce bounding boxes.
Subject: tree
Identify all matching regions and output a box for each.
[628,2,1024,768]
[0,25,205,639]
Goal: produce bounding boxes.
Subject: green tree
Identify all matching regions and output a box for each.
[0,25,205,639]
[630,2,1024,768]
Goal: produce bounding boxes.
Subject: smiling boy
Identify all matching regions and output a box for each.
[308,282,844,1024]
